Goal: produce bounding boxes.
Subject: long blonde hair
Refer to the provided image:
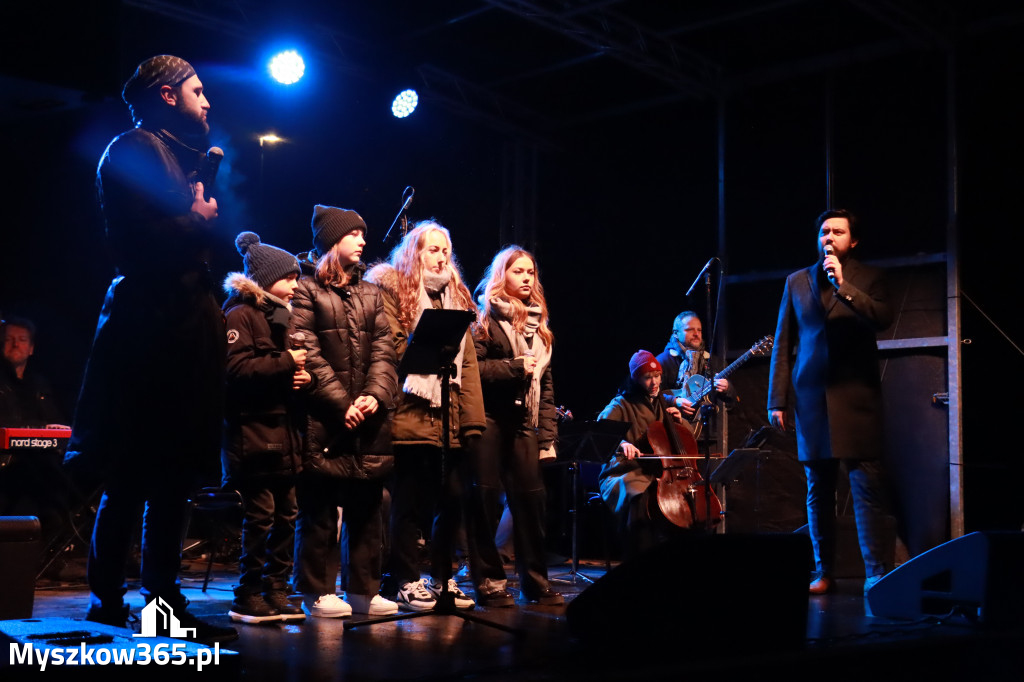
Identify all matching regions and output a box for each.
[476,246,553,347]
[386,220,476,334]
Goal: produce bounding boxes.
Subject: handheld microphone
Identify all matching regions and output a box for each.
[197,146,224,192]
[824,244,837,284]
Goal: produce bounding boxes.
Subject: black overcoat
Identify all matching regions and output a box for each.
[767,258,892,461]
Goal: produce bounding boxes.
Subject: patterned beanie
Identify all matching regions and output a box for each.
[311,205,366,255]
[629,350,662,380]
[122,55,196,123]
[235,232,300,291]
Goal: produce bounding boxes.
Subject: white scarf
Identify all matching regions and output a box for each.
[402,269,465,407]
[490,297,551,427]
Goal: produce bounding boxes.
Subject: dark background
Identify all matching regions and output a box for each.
[2,2,1021,544]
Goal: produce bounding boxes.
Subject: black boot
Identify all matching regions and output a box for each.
[85,603,130,628]
[228,590,282,624]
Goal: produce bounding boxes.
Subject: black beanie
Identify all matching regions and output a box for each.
[235,232,300,291]
[311,205,366,254]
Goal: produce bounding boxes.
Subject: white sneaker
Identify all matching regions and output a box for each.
[310,594,352,618]
[427,578,476,609]
[396,579,437,612]
[347,593,399,616]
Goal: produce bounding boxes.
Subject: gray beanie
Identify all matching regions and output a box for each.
[235,232,300,291]
[311,205,366,255]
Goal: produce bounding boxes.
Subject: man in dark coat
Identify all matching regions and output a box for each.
[64,55,235,643]
[767,208,893,596]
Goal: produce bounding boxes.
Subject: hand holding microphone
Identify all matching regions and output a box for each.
[288,332,311,389]
[191,146,223,221]
[823,244,840,287]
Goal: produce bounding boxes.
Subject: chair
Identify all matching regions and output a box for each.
[184,487,243,592]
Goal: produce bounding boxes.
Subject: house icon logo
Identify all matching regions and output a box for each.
[132,597,196,639]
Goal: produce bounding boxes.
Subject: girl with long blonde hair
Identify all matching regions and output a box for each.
[365,219,485,612]
[467,245,563,607]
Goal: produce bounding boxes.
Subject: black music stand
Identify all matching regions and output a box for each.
[710,447,770,532]
[549,420,628,585]
[345,309,521,636]
[708,448,763,486]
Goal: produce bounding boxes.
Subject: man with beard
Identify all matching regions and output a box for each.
[65,55,236,643]
[656,311,734,422]
[767,208,893,596]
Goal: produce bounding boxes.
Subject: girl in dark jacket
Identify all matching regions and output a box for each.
[366,220,485,612]
[291,205,400,617]
[469,246,562,606]
[221,232,310,623]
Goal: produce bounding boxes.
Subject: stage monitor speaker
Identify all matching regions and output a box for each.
[0,516,40,620]
[866,531,1024,627]
[566,533,811,656]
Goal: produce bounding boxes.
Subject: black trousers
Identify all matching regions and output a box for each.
[236,476,297,595]
[804,458,888,578]
[465,416,551,598]
[388,444,465,588]
[294,473,385,597]
[623,481,693,559]
[87,468,193,611]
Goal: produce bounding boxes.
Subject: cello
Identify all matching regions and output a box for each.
[641,415,722,530]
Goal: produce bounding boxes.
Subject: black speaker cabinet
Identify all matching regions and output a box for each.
[566,533,811,656]
[866,531,1024,627]
[0,516,40,619]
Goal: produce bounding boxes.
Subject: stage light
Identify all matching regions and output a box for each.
[269,50,305,85]
[391,89,419,118]
[259,133,284,147]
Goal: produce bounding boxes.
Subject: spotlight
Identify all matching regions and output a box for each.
[269,50,305,85]
[391,89,419,118]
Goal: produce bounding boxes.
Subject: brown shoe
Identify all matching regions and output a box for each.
[808,575,834,595]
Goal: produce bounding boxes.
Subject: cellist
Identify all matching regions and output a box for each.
[597,350,690,557]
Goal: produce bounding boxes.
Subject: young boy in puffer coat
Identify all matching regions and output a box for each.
[222,232,312,624]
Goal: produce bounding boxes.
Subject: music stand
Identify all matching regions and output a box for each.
[549,420,628,585]
[345,309,521,636]
[708,448,763,486]
[710,447,769,533]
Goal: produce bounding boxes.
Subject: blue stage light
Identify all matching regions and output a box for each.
[391,89,419,118]
[269,50,305,85]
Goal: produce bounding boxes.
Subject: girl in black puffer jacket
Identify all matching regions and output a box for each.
[290,205,400,618]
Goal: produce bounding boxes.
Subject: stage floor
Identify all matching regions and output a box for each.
[7,557,1023,681]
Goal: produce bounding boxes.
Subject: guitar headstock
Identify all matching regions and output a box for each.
[749,335,774,357]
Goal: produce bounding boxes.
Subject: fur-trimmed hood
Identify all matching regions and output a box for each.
[222,272,291,311]
[363,262,398,295]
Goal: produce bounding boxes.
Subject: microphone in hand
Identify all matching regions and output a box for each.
[823,244,837,285]
[197,147,224,192]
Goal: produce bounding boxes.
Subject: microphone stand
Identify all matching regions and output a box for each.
[699,265,716,532]
[383,186,415,243]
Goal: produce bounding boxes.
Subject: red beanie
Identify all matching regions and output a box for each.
[629,350,662,380]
